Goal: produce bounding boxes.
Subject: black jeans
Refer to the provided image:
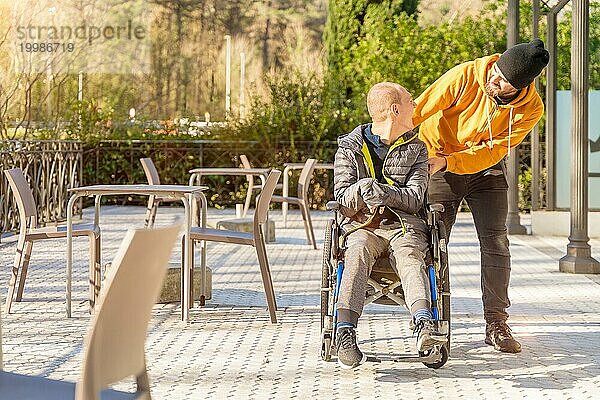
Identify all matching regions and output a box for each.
[428,162,511,323]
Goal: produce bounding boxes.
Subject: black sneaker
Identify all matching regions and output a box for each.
[414,319,447,352]
[335,326,367,369]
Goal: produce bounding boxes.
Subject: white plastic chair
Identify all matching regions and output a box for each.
[0,224,180,399]
[3,168,101,313]
[239,154,262,218]
[140,157,181,228]
[239,155,283,217]
[188,170,281,323]
[271,159,318,248]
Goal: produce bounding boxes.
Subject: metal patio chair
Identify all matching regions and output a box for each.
[0,224,180,399]
[187,170,282,323]
[239,155,283,217]
[2,168,101,314]
[270,158,318,249]
[239,154,263,218]
[140,157,180,228]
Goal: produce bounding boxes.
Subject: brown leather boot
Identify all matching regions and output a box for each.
[485,321,521,353]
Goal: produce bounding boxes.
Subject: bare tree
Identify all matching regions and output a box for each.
[0,0,328,135]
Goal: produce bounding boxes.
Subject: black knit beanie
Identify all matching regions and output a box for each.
[496,39,550,89]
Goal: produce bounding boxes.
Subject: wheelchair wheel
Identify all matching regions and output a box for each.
[421,344,449,369]
[321,336,332,362]
[320,219,334,332]
[437,220,451,354]
[320,219,335,361]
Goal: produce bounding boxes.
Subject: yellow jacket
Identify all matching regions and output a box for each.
[413,54,544,175]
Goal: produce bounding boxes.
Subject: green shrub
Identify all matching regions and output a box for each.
[330,10,505,112]
[518,166,532,212]
[215,71,341,162]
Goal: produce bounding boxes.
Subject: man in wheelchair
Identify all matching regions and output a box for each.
[333,82,447,369]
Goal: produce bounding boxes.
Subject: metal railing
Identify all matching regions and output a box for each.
[1,137,543,239]
[1,140,83,239]
[82,139,338,208]
[1,138,338,238]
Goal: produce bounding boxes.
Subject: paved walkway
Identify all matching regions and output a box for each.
[1,206,599,399]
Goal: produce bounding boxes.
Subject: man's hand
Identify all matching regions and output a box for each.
[357,178,386,212]
[428,156,447,175]
[361,179,386,208]
[358,178,375,195]
[368,205,385,215]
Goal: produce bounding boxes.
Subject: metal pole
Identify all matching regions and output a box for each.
[225,35,231,118]
[78,71,83,102]
[545,0,571,211]
[506,0,527,234]
[559,0,600,273]
[546,12,557,211]
[77,71,84,134]
[531,0,541,210]
[240,52,246,119]
[46,8,56,120]
[47,70,53,119]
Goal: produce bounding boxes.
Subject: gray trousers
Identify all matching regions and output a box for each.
[428,161,511,323]
[337,220,431,326]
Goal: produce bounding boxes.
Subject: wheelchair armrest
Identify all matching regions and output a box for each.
[428,203,445,213]
[326,201,340,211]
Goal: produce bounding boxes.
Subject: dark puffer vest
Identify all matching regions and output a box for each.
[334,124,429,231]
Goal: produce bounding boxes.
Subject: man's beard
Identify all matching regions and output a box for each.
[485,82,502,98]
[485,82,518,102]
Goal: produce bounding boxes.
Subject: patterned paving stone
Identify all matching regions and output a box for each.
[1,206,599,399]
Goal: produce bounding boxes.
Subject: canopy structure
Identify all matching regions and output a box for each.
[506,0,599,273]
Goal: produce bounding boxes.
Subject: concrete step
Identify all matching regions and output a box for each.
[157,263,212,303]
[215,218,276,243]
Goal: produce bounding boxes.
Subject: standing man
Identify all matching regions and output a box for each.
[413,39,549,353]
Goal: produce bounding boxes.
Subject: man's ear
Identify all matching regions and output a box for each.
[391,103,399,116]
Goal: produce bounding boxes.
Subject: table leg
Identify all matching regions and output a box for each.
[66,194,79,318]
[91,195,102,312]
[282,166,290,227]
[182,195,192,322]
[199,192,207,306]
[188,176,207,308]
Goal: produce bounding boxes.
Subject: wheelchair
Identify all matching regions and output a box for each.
[320,201,451,369]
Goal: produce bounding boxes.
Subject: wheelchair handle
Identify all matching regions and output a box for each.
[326,201,340,211]
[429,203,445,213]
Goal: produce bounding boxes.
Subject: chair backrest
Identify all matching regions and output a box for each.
[239,154,252,169]
[140,158,161,185]
[75,224,180,400]
[0,294,4,370]
[239,154,255,186]
[254,170,282,225]
[3,168,38,224]
[297,159,317,200]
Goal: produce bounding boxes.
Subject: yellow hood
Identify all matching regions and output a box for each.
[413,54,544,175]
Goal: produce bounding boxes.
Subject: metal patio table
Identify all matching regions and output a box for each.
[188,167,271,187]
[66,184,208,322]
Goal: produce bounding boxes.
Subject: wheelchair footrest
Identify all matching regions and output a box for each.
[436,320,450,336]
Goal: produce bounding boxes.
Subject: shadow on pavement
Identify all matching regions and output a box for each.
[374,322,600,391]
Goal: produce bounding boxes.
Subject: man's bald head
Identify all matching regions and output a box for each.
[367,82,411,123]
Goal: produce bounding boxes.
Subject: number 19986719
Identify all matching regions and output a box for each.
[19,42,75,52]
